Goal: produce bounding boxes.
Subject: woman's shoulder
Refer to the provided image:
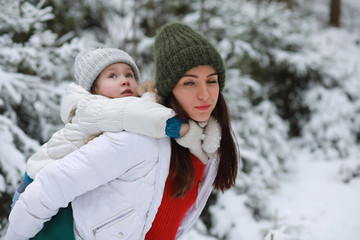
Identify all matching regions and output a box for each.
[102,131,163,148]
[99,131,171,159]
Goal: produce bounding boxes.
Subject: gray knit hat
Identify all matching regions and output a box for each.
[74,48,140,91]
[154,22,226,99]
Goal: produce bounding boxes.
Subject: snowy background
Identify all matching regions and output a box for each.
[0,0,359,239]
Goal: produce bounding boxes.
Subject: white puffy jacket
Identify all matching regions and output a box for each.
[26,83,175,178]
[6,131,219,240]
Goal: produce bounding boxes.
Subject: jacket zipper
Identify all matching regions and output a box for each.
[92,209,135,240]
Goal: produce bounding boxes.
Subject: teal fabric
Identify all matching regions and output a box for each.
[166,115,182,138]
[24,172,33,184]
[32,204,75,240]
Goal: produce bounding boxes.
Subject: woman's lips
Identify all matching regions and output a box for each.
[195,104,211,111]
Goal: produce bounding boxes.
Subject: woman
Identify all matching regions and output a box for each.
[6,22,239,240]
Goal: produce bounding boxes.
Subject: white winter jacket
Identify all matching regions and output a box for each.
[6,131,219,240]
[26,83,175,179]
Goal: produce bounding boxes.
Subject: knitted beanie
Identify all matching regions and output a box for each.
[154,22,226,99]
[74,48,140,91]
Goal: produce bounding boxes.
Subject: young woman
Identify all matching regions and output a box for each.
[6,22,239,240]
[145,22,239,239]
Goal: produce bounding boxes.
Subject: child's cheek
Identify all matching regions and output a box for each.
[101,83,120,98]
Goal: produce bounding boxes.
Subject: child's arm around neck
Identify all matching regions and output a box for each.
[74,81,189,138]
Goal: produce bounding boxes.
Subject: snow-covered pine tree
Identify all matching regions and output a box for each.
[300,27,360,169]
[0,0,84,234]
[280,1,360,197]
[45,0,198,77]
[215,0,326,138]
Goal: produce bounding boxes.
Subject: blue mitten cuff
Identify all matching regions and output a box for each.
[24,172,33,184]
[166,116,182,138]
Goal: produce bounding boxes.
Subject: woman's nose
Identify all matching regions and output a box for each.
[198,84,209,100]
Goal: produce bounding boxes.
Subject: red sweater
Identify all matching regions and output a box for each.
[145,154,206,240]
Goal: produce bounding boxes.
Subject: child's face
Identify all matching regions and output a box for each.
[94,63,139,98]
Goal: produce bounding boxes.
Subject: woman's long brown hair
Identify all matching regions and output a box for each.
[165,92,239,198]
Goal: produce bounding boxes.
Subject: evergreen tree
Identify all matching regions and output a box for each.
[0,0,83,233]
[215,0,327,137]
[45,0,198,74]
[300,29,360,161]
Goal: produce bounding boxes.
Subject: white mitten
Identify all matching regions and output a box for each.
[175,120,209,164]
[202,116,222,159]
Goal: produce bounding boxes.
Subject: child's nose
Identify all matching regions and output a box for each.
[120,76,130,86]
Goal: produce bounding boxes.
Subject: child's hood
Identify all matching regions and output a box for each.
[60,83,91,123]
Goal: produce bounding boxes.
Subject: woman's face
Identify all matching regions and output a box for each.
[172,65,219,122]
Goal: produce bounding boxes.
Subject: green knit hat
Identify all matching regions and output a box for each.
[154,22,226,99]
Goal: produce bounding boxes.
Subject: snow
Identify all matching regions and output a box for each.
[266,151,360,240]
[204,147,360,240]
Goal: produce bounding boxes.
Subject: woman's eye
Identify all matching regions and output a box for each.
[184,81,194,86]
[207,79,218,84]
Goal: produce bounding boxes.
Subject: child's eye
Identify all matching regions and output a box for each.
[126,73,134,78]
[109,74,116,78]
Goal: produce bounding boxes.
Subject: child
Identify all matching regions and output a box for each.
[12,47,187,206]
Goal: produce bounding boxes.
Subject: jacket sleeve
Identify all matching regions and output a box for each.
[6,132,159,239]
[75,95,176,138]
[25,127,80,179]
